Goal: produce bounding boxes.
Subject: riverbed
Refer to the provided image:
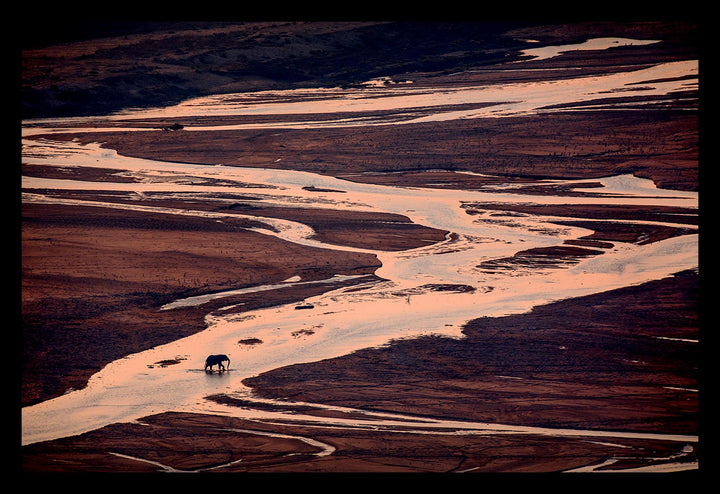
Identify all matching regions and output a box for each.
[21,140,697,447]
[21,38,699,471]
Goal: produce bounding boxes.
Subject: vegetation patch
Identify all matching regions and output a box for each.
[238,338,264,346]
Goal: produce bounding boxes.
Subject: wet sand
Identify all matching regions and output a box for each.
[32,109,698,192]
[21,202,390,406]
[20,21,699,473]
[22,271,698,473]
[21,138,699,473]
[245,270,698,434]
[21,410,697,473]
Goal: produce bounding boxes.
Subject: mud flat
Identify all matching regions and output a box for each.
[20,21,699,474]
[21,201,389,406]
[244,270,698,434]
[22,271,698,473]
[21,411,698,473]
[33,107,698,193]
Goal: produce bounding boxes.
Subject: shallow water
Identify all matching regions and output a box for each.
[21,55,698,448]
[518,37,660,62]
[22,59,697,133]
[20,139,698,446]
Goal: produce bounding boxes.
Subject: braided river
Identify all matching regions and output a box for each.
[21,49,699,472]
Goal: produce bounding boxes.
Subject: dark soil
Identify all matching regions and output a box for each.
[20,20,699,473]
[243,270,699,434]
[21,21,697,120]
[21,202,382,406]
[35,108,698,192]
[22,271,699,473]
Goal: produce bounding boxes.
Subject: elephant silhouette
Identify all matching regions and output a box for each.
[204,354,230,372]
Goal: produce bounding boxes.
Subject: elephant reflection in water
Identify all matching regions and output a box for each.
[204,354,230,372]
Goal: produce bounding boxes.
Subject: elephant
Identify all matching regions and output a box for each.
[204,354,230,372]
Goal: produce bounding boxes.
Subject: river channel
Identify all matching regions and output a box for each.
[21,46,699,457]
